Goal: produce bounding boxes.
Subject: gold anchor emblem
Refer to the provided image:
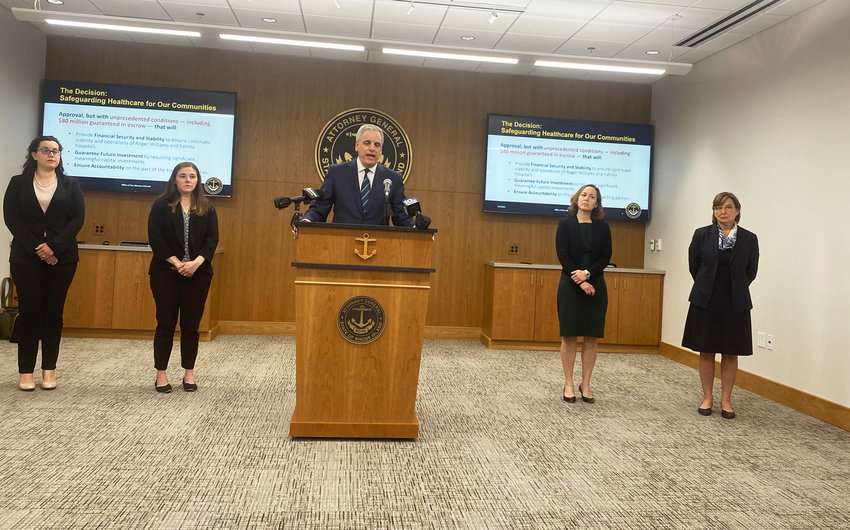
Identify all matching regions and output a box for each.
[348,305,376,335]
[354,233,376,260]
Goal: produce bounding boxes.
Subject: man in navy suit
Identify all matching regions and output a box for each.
[302,124,414,226]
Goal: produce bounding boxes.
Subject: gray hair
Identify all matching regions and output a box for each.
[356,124,384,143]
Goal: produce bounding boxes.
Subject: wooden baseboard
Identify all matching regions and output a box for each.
[659,342,849,432]
[217,321,296,335]
[64,328,215,342]
[424,326,480,340]
[479,332,658,353]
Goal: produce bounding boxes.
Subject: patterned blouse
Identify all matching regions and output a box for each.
[182,209,191,262]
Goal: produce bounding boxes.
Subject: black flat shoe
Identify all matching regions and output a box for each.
[563,386,576,403]
[155,382,172,393]
[578,384,594,404]
[698,407,712,416]
[182,378,198,392]
[721,409,735,419]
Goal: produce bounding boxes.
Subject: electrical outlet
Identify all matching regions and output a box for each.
[766,334,774,350]
[649,239,655,251]
[509,243,520,255]
[757,332,766,348]
[92,223,105,236]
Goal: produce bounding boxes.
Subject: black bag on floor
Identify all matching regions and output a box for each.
[0,277,19,343]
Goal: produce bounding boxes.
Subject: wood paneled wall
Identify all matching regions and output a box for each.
[45,37,650,328]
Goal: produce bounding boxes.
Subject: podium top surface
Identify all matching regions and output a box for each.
[297,222,437,234]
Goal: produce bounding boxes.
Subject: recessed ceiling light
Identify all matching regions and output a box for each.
[47,0,64,5]
[45,19,201,37]
[645,50,660,55]
[220,34,365,52]
[261,17,277,23]
[460,35,475,41]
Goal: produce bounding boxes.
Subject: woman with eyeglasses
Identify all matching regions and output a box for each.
[3,136,85,391]
[147,162,218,393]
[682,192,759,419]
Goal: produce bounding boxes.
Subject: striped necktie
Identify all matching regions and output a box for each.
[361,168,371,211]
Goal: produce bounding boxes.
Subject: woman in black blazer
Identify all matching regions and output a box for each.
[3,136,85,391]
[147,162,219,393]
[555,184,612,404]
[683,192,759,419]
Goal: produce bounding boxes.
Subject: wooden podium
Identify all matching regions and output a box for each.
[289,223,436,439]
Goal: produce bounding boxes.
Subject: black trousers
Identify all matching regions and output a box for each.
[149,269,212,371]
[10,261,77,373]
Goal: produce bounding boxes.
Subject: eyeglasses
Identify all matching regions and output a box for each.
[38,148,61,156]
[713,205,736,211]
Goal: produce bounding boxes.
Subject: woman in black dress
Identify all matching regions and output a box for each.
[683,192,759,419]
[556,184,611,404]
[147,162,219,393]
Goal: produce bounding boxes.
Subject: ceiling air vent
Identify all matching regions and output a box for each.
[675,0,782,47]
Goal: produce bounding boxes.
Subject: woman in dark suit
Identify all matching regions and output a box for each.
[683,192,759,419]
[3,136,85,391]
[147,162,218,393]
[556,184,612,404]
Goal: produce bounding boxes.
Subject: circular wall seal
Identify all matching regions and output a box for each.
[625,202,642,219]
[315,108,413,183]
[337,296,386,344]
[203,176,223,195]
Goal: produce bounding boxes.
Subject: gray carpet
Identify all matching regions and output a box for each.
[0,336,847,529]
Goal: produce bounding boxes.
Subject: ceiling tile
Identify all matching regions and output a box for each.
[303,14,371,37]
[766,0,827,17]
[495,33,564,54]
[231,9,305,32]
[571,21,653,43]
[158,2,239,25]
[300,0,373,20]
[89,0,170,19]
[371,21,439,43]
[554,39,628,57]
[373,0,447,25]
[440,5,520,31]
[227,0,302,11]
[523,0,609,18]
[594,1,687,25]
[433,27,504,48]
[507,15,585,38]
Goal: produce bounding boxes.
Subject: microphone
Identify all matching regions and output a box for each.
[273,188,323,209]
[383,178,392,198]
[403,197,431,229]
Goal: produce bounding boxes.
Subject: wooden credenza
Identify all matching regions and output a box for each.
[63,245,222,340]
[481,262,664,352]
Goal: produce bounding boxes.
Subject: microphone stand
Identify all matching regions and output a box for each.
[290,202,303,238]
[383,195,392,226]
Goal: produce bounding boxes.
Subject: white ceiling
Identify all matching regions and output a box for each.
[2,0,827,84]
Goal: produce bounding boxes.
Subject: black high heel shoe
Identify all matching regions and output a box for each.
[155,381,172,393]
[182,378,198,392]
[578,384,594,404]
[563,385,576,403]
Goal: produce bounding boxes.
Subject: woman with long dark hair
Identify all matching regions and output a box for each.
[3,136,85,391]
[147,162,218,393]
[555,184,612,404]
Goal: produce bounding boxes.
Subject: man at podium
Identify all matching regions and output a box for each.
[302,124,414,227]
